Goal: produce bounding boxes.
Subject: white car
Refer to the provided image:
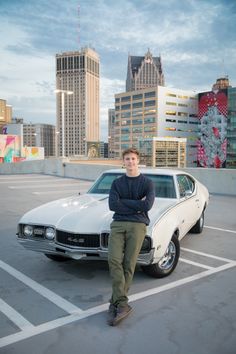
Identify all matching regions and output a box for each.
[17,169,209,278]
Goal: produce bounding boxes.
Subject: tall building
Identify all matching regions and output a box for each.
[212,76,231,90]
[114,86,198,166]
[227,87,236,168]
[126,49,164,92]
[56,47,100,157]
[0,99,12,130]
[23,123,55,157]
[108,108,115,158]
[197,89,228,168]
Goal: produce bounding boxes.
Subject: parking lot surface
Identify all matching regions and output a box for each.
[0,174,235,354]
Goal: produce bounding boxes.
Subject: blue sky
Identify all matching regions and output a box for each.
[1,0,236,140]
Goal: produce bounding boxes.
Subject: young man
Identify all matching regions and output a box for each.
[107,148,155,326]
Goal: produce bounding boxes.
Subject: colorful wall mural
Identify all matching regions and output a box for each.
[0,135,21,163]
[197,89,228,168]
[22,146,44,160]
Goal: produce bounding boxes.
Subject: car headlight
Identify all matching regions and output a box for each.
[45,227,55,240]
[23,225,33,237]
[141,236,152,253]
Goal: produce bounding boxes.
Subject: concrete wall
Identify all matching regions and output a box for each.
[0,158,236,196]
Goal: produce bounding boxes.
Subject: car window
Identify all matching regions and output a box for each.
[146,174,176,198]
[88,173,123,194]
[177,175,195,197]
[89,172,177,198]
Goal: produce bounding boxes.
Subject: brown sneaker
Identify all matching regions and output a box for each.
[107,304,117,326]
[112,304,133,326]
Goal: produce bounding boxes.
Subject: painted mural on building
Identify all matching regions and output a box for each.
[0,135,21,163]
[197,89,227,168]
[22,147,44,160]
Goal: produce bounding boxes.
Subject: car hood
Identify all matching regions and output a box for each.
[19,193,177,234]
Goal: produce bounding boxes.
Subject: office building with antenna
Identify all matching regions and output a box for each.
[55,47,100,157]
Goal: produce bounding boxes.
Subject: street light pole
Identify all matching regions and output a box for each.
[61,91,65,158]
[55,89,73,158]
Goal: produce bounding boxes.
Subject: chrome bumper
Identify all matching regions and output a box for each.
[17,237,155,265]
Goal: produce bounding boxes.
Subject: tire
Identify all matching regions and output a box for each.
[141,234,180,278]
[45,254,70,262]
[190,211,204,234]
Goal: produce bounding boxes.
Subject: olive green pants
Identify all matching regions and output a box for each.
[108,221,146,307]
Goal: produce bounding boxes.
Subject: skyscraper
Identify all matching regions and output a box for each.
[56,47,100,157]
[126,49,164,92]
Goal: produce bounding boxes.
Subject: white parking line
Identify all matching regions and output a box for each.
[0,298,34,331]
[179,258,213,270]
[0,179,67,184]
[8,184,79,189]
[205,225,236,234]
[0,260,235,349]
[181,247,234,263]
[0,260,83,315]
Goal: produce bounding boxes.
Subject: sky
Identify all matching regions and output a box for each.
[1,0,236,140]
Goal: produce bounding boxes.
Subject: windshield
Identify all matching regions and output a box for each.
[88,173,176,198]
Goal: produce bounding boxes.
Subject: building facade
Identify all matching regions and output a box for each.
[126,49,164,92]
[23,123,55,157]
[108,108,115,158]
[114,86,198,166]
[0,99,12,131]
[139,137,187,168]
[226,87,236,168]
[197,89,228,168]
[56,47,100,157]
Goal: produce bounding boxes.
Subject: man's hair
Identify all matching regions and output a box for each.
[122,147,140,159]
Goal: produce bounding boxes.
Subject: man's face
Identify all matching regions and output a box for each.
[123,152,139,172]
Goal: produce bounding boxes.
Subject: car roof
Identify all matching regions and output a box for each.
[103,168,187,176]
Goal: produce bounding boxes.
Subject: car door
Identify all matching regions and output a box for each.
[176,174,199,235]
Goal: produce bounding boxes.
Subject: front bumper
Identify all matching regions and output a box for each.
[17,227,155,265]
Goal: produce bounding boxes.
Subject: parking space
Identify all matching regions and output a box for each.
[0,174,235,354]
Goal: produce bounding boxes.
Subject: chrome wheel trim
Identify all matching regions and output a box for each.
[158,240,176,270]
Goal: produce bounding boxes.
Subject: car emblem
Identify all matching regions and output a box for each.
[67,236,85,243]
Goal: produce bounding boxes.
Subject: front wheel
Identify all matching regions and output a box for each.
[141,234,180,278]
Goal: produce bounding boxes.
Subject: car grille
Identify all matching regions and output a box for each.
[56,230,100,248]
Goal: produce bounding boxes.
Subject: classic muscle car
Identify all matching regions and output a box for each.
[17,169,209,278]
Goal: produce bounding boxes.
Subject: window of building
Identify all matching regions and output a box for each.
[132,127,142,133]
[121,112,131,118]
[115,98,120,103]
[166,119,176,122]
[121,96,131,102]
[132,119,143,125]
[144,117,155,124]
[178,112,188,117]
[166,93,176,97]
[178,95,189,99]
[132,102,143,109]
[133,94,143,100]
[178,103,188,107]
[144,126,156,132]
[166,101,177,106]
[144,100,156,107]
[166,111,176,116]
[144,91,156,98]
[165,127,176,131]
[121,104,131,110]
[121,135,130,141]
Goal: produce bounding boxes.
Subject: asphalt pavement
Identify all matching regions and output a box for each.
[0,174,235,354]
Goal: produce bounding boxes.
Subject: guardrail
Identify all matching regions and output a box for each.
[0,158,236,196]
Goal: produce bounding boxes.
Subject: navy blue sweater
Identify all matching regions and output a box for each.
[108,173,155,225]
